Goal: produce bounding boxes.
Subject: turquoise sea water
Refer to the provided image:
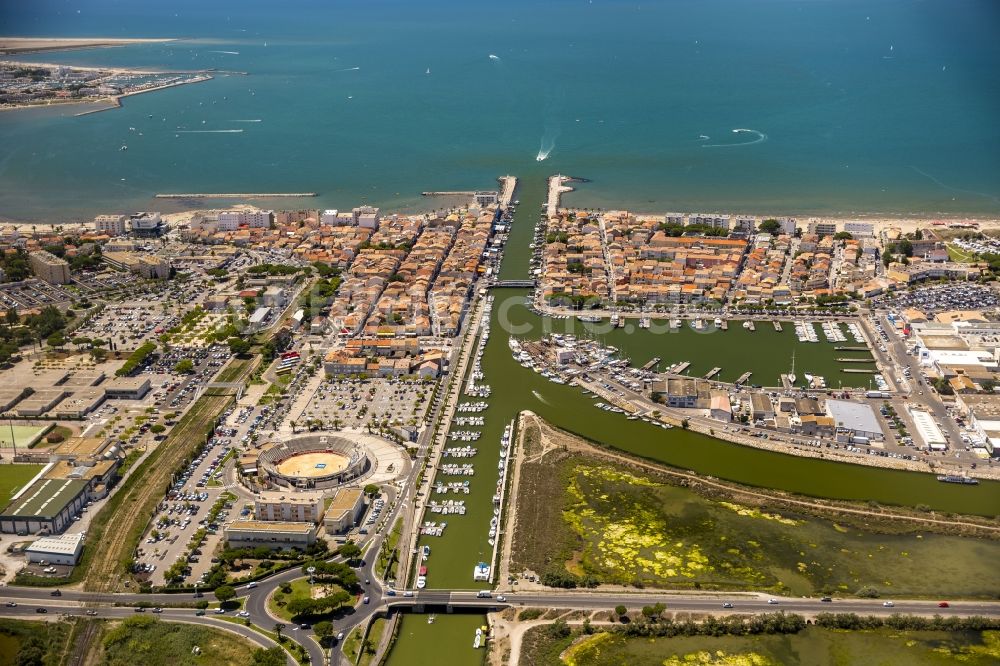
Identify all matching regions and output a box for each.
[1,0,998,221]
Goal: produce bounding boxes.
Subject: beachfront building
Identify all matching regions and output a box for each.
[94,214,128,236]
[129,212,164,238]
[352,205,381,229]
[28,250,71,284]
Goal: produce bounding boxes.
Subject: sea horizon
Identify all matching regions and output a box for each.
[1,0,998,222]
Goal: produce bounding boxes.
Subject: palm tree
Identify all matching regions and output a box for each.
[290,420,297,434]
[274,622,285,639]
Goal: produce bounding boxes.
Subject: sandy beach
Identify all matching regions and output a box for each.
[0,37,175,55]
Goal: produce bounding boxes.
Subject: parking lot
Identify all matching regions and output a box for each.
[875,283,1000,313]
[74,302,178,351]
[135,430,239,586]
[299,377,430,432]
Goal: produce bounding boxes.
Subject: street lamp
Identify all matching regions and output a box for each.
[307,566,316,585]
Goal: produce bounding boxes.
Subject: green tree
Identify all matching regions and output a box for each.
[214,584,236,604]
[173,358,195,374]
[313,620,333,640]
[273,622,286,640]
[150,424,166,434]
[615,605,628,618]
[833,231,853,241]
[758,219,781,234]
[338,541,362,562]
[363,484,380,497]
[46,331,66,349]
[228,337,252,356]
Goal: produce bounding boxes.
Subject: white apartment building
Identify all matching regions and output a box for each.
[254,490,324,524]
[810,220,838,237]
[844,221,875,237]
[94,214,127,236]
[353,205,381,229]
[218,210,274,231]
[320,209,340,225]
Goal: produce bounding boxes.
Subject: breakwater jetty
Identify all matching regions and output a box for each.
[154,192,318,198]
[546,174,574,219]
[421,191,476,196]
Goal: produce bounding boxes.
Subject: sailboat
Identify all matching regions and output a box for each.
[786,350,796,385]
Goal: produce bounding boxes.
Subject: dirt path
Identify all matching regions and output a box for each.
[531,413,1000,536]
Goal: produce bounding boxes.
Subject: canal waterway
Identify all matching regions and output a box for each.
[383,613,487,666]
[421,180,998,592]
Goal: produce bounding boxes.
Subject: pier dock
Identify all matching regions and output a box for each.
[773,321,783,332]
[546,174,574,219]
[834,346,868,351]
[735,371,753,385]
[498,175,518,206]
[672,362,691,374]
[704,367,722,380]
[640,356,661,371]
[155,192,317,198]
[421,191,476,197]
[720,320,728,331]
[746,320,756,332]
[842,368,876,374]
[837,357,877,363]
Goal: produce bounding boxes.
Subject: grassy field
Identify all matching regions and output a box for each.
[0,618,74,666]
[511,442,1000,598]
[76,356,256,591]
[0,423,52,448]
[524,625,1000,666]
[95,616,260,666]
[0,464,43,508]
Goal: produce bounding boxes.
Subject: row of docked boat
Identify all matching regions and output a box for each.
[794,321,820,342]
[420,521,446,537]
[441,463,475,476]
[821,321,847,342]
[457,401,488,413]
[488,421,514,547]
[443,446,477,458]
[428,499,467,515]
[434,480,471,494]
[846,322,866,343]
[454,416,484,426]
[465,306,493,397]
[448,430,481,441]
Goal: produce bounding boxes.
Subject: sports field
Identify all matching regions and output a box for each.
[0,464,44,508]
[0,424,51,449]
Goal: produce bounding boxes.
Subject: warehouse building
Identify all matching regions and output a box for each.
[825,399,885,443]
[26,533,85,566]
[0,477,89,535]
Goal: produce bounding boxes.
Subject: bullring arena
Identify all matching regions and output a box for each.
[258,433,369,490]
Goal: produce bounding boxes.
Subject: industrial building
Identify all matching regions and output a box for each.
[0,477,89,535]
[825,399,885,443]
[26,533,84,565]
